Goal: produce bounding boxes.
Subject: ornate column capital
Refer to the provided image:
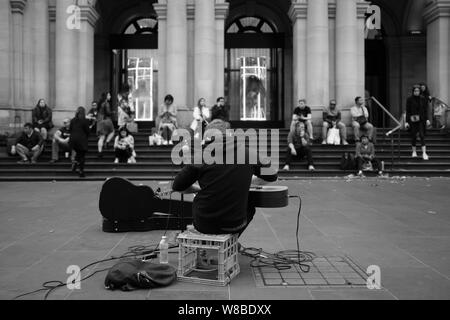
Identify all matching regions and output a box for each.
[424,0,450,24]
[187,0,195,20]
[79,2,100,27]
[215,0,229,20]
[288,0,308,22]
[49,5,56,22]
[10,0,27,14]
[357,0,371,19]
[153,0,168,21]
[328,1,336,19]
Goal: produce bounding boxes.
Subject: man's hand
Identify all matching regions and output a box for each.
[426,120,431,127]
[291,148,297,156]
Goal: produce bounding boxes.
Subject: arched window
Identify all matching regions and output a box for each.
[123,17,158,35]
[227,16,276,34]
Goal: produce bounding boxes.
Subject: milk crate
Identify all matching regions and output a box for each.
[177,231,240,286]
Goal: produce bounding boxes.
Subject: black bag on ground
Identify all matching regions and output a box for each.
[340,152,356,171]
[105,258,177,291]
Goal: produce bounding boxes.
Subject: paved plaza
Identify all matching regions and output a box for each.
[0,178,449,300]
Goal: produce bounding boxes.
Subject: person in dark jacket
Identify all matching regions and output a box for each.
[32,99,53,140]
[69,107,90,178]
[283,115,315,171]
[97,93,115,158]
[13,123,44,164]
[405,85,431,160]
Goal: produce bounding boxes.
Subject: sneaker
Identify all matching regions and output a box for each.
[308,165,315,171]
[169,141,174,146]
[322,141,327,145]
[283,165,290,171]
[114,158,119,164]
[343,140,349,146]
[162,140,169,146]
[17,159,29,164]
[423,153,429,161]
[357,170,364,177]
[71,162,78,172]
[412,151,418,158]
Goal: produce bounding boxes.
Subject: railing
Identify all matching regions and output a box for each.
[369,97,403,170]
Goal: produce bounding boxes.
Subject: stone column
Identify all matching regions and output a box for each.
[78,0,99,109]
[194,0,216,105]
[166,0,188,108]
[357,1,370,102]
[32,0,50,103]
[289,0,308,105]
[424,0,450,107]
[306,0,329,109]
[23,2,33,107]
[215,0,229,98]
[10,0,27,108]
[153,1,167,107]
[187,1,195,108]
[0,0,12,108]
[55,0,79,111]
[336,0,359,109]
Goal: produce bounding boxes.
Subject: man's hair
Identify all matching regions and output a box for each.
[24,123,33,129]
[164,94,174,103]
[299,99,306,104]
[355,96,363,104]
[216,97,225,103]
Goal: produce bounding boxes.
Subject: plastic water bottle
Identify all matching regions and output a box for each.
[159,236,169,264]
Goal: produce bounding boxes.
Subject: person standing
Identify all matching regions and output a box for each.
[32,99,53,140]
[69,107,90,178]
[405,85,431,160]
[97,93,115,158]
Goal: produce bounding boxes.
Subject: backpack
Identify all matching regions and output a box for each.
[105,258,177,291]
[340,152,356,171]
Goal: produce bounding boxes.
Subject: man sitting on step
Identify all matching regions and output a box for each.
[12,123,44,164]
[172,111,278,237]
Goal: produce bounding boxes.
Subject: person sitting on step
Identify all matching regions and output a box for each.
[50,118,75,164]
[322,99,348,145]
[114,127,136,164]
[293,99,314,141]
[351,96,374,142]
[157,94,178,145]
[12,123,44,164]
[355,135,383,177]
[32,99,53,141]
[283,115,315,172]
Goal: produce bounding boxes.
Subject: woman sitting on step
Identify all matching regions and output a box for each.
[114,127,136,164]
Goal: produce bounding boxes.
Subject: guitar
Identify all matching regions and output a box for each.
[99,178,289,233]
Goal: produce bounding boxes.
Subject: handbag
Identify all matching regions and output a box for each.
[356,116,368,126]
[105,258,177,291]
[327,127,341,145]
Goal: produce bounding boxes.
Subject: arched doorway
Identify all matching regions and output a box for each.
[225,15,286,128]
[110,17,159,122]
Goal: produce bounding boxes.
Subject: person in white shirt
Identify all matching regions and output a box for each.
[351,97,374,142]
[191,98,210,139]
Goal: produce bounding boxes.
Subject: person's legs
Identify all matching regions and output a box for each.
[322,122,329,143]
[31,146,42,162]
[98,135,105,154]
[352,121,361,141]
[16,144,29,161]
[51,140,59,161]
[356,156,364,171]
[284,147,293,170]
[305,120,314,140]
[40,128,48,140]
[364,123,374,141]
[410,122,418,157]
[371,157,381,172]
[337,122,348,143]
[298,146,314,169]
[161,126,169,142]
[76,150,86,177]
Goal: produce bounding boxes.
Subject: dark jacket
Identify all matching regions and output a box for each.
[172,142,277,234]
[16,131,44,150]
[69,118,90,152]
[32,106,53,129]
[98,101,113,121]
[406,96,428,125]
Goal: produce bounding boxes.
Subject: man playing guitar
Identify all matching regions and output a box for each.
[172,119,278,237]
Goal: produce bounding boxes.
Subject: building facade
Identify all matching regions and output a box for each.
[0,0,449,132]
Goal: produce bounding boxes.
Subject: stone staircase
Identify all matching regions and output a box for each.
[0,127,449,181]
